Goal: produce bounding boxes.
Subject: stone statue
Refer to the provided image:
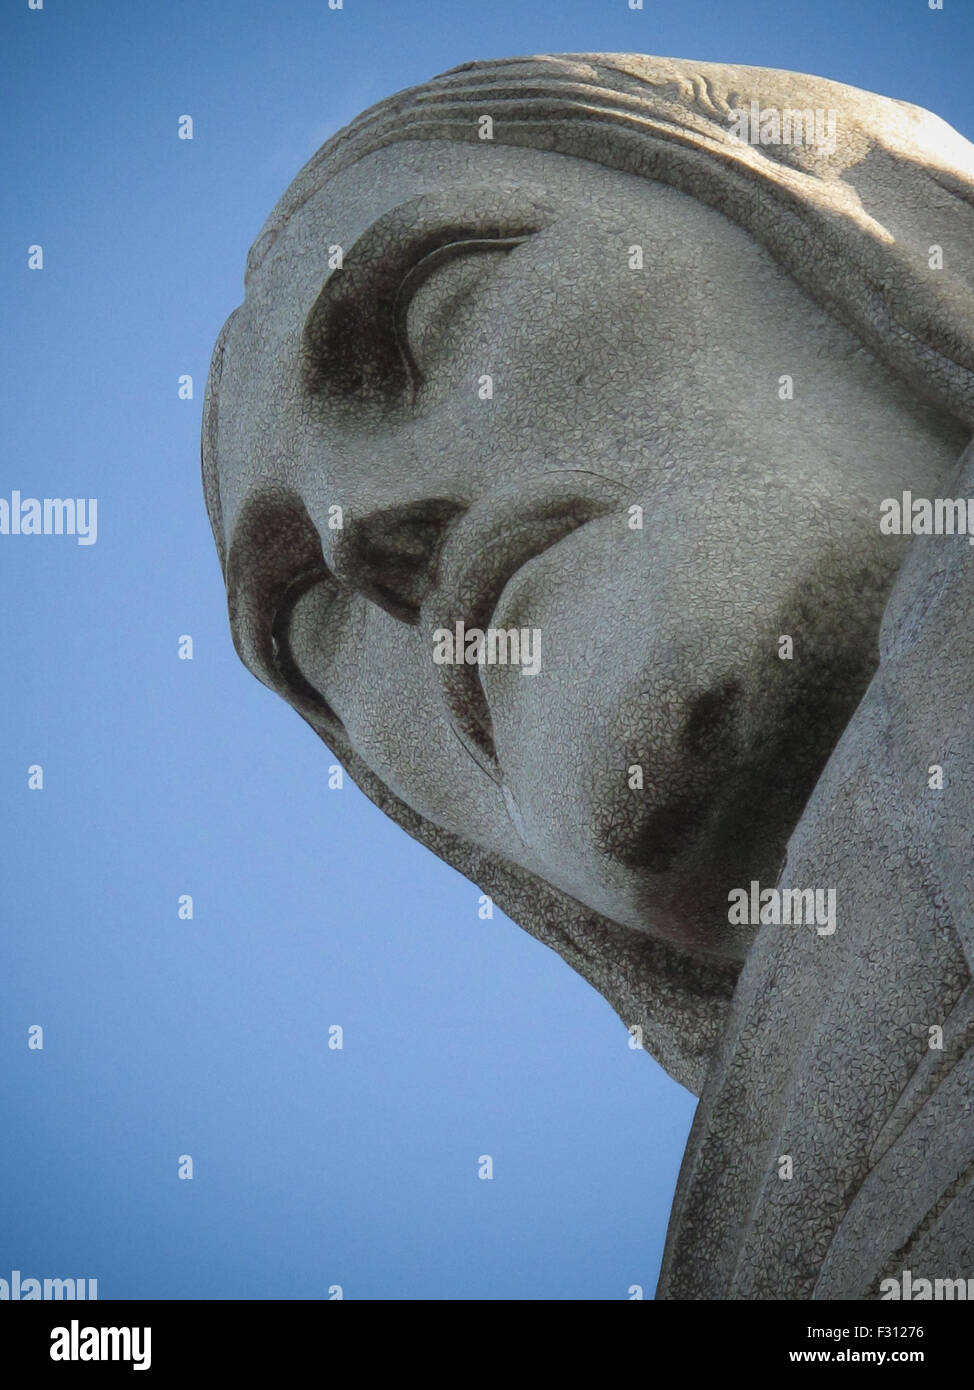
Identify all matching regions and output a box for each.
[202,54,974,1299]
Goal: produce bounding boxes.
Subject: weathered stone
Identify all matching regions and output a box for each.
[203,54,974,1299]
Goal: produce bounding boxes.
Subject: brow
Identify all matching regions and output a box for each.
[298,192,550,409]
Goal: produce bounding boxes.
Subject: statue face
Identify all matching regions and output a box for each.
[214,140,964,962]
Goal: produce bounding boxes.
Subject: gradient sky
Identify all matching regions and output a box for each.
[2,0,972,1300]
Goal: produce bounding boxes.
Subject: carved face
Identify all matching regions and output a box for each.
[212,139,964,961]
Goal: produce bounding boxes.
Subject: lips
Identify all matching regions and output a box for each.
[422,471,624,779]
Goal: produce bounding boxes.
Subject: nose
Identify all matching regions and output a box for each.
[328,497,466,624]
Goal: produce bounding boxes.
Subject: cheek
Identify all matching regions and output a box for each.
[480,515,780,881]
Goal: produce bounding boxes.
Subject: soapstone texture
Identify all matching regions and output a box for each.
[203,55,974,1298]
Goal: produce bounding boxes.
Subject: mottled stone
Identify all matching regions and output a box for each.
[203,55,974,1298]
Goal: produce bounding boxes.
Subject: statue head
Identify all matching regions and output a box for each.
[203,54,974,1092]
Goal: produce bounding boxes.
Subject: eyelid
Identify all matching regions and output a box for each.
[300,195,550,408]
[392,236,529,393]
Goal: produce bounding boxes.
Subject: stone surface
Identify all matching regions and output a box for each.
[203,55,974,1298]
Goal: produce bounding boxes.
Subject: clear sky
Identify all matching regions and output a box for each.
[2,0,972,1301]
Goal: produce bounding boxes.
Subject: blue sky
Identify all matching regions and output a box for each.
[2,0,972,1300]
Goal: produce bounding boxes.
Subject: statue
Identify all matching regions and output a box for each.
[202,54,974,1299]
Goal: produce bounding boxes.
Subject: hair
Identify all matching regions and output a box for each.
[203,55,974,1093]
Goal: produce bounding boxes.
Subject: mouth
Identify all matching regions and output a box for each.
[422,471,624,780]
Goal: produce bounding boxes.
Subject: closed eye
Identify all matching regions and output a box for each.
[299,196,546,410]
[392,236,528,398]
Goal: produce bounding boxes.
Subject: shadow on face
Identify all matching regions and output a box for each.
[212,140,970,963]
